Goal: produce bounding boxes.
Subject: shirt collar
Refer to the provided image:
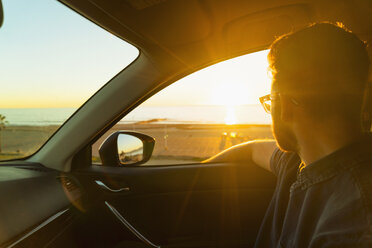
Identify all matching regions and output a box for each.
[293,133,372,191]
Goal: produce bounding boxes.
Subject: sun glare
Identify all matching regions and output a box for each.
[206,50,270,125]
[210,50,271,107]
[212,83,249,107]
[224,106,237,125]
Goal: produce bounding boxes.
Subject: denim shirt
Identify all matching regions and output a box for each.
[254,135,372,247]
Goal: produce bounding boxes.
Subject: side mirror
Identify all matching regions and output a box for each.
[99,131,155,167]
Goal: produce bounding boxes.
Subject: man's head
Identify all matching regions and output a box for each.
[268,22,370,152]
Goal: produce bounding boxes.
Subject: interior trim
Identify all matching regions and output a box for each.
[105,201,161,248]
[6,208,69,248]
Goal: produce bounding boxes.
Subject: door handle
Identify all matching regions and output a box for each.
[95,180,130,193]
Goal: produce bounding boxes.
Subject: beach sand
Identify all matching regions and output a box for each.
[92,123,273,164]
[0,125,58,160]
[0,124,273,163]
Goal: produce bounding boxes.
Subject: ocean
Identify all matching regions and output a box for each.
[0,105,272,126]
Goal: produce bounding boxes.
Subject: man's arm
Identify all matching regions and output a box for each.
[203,140,277,172]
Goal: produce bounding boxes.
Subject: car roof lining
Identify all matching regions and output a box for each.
[61,0,372,72]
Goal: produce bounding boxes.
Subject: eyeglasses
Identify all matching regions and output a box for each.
[259,93,280,114]
[259,93,299,114]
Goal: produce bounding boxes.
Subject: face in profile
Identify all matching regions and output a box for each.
[271,84,299,153]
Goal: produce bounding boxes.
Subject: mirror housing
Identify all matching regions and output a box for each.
[99,131,155,167]
[0,0,3,28]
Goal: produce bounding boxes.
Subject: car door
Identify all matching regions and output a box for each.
[72,160,275,248]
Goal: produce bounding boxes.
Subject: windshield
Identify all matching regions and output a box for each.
[0,0,139,161]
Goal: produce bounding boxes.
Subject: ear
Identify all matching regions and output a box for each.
[280,95,295,122]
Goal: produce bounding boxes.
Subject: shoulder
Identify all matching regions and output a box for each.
[310,165,372,247]
[350,162,372,227]
[270,148,300,177]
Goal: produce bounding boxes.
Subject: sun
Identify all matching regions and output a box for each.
[209,50,271,107]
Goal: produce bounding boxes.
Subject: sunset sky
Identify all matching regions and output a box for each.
[0,0,271,109]
[0,0,138,108]
[145,50,270,106]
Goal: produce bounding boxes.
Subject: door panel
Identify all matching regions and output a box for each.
[75,162,276,247]
[0,163,72,247]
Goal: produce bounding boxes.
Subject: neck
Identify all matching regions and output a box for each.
[295,121,364,166]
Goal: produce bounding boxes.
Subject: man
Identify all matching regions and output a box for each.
[206,23,371,247]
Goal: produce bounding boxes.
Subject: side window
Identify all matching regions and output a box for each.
[92,50,273,165]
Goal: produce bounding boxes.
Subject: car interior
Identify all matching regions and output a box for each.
[0,0,371,247]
